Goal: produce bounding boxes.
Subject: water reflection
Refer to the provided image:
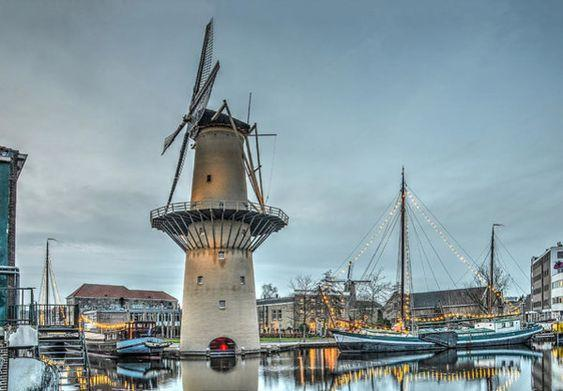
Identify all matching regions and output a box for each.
[87,345,562,390]
[181,357,259,390]
[89,356,180,390]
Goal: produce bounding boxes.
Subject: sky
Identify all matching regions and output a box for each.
[1,0,562,302]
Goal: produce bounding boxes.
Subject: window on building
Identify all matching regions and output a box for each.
[558,251,563,259]
[207,174,212,183]
[218,300,226,309]
[197,276,203,285]
[218,250,225,260]
[240,276,245,285]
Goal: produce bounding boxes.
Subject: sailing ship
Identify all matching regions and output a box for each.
[329,169,541,353]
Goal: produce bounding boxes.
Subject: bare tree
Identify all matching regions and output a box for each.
[356,269,392,324]
[466,264,510,313]
[289,274,316,339]
[261,283,278,299]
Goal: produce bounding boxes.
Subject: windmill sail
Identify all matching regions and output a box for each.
[167,132,191,205]
[161,17,219,174]
[192,19,215,101]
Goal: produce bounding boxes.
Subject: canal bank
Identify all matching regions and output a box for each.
[162,338,338,358]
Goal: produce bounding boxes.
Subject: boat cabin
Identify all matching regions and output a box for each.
[474,318,521,333]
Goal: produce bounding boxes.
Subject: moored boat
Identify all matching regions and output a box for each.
[456,319,542,348]
[323,170,541,355]
[332,329,439,353]
[116,336,170,356]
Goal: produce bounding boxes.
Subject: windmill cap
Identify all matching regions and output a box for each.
[199,109,251,134]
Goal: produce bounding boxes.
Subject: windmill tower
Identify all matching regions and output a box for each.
[150,20,288,355]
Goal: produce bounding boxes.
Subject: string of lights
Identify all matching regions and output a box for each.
[80,313,128,331]
[336,195,402,277]
[407,191,520,315]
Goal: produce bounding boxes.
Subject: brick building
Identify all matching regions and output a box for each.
[66,283,181,338]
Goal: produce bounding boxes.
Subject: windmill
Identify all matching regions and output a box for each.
[150,19,287,354]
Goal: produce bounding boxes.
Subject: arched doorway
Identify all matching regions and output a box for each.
[209,336,236,354]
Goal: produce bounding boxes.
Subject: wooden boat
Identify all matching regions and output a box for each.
[333,322,542,353]
[455,320,542,348]
[332,330,440,353]
[115,321,170,357]
[116,337,170,356]
[84,321,170,357]
[325,170,541,354]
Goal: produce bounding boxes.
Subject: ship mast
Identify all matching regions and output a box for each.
[45,239,50,307]
[488,223,502,315]
[400,167,406,324]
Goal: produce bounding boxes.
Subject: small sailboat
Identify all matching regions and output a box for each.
[328,169,541,353]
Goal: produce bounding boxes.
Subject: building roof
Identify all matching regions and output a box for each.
[257,296,294,306]
[386,287,487,310]
[66,283,177,302]
[412,287,486,309]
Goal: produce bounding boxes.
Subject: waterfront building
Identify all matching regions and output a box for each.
[528,242,563,322]
[257,296,295,334]
[0,146,26,322]
[66,283,181,338]
[383,287,488,322]
[257,293,382,335]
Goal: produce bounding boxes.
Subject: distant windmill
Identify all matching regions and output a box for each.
[161,19,221,206]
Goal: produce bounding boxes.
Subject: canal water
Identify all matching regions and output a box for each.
[88,344,561,390]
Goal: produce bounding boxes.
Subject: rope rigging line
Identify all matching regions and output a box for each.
[494,250,527,296]
[411,222,430,291]
[407,187,479,269]
[407,190,520,315]
[456,245,490,286]
[406,201,457,289]
[361,205,401,281]
[495,234,529,281]
[336,193,402,277]
[406,204,441,291]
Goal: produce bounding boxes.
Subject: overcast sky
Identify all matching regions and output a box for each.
[1,0,562,302]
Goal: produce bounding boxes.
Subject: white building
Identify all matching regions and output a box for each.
[528,242,563,322]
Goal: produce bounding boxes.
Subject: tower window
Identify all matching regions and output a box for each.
[207,174,212,183]
[240,276,246,285]
[197,276,203,285]
[218,250,225,260]
[218,300,226,309]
